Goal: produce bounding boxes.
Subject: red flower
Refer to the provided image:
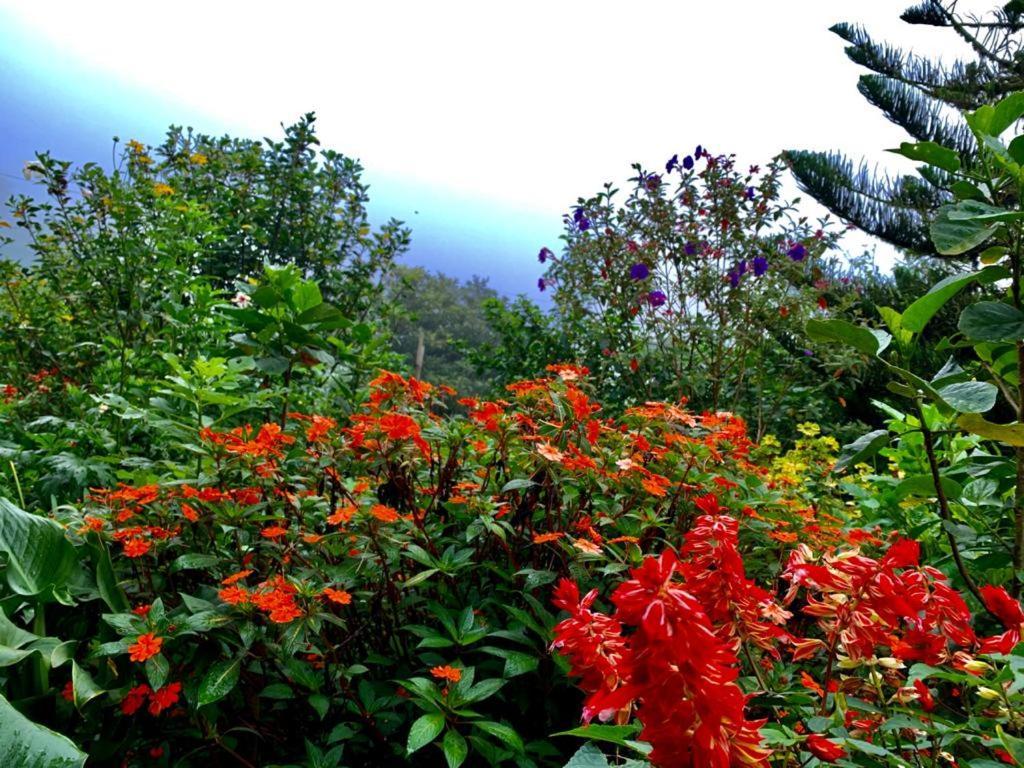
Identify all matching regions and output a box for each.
[121,684,151,715]
[430,665,462,683]
[805,734,846,762]
[148,681,182,715]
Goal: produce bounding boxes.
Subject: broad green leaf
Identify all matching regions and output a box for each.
[891,141,960,172]
[893,474,963,500]
[554,724,642,748]
[563,743,611,768]
[0,692,86,767]
[407,713,445,755]
[902,266,1008,333]
[991,91,1024,136]
[0,498,76,598]
[834,430,889,472]
[474,720,525,753]
[90,535,129,613]
[171,553,221,572]
[937,381,998,413]
[945,200,1024,223]
[198,657,241,706]
[930,205,998,255]
[145,653,169,691]
[959,302,1024,342]
[442,729,469,768]
[958,413,1024,446]
[997,725,1024,765]
[71,661,104,710]
[805,319,890,357]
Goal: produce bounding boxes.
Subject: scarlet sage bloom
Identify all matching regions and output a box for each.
[978,585,1024,653]
[552,551,771,768]
[122,537,151,558]
[128,633,163,663]
[805,734,846,762]
[369,504,399,523]
[430,665,462,683]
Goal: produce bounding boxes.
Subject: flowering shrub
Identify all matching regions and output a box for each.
[0,364,1020,767]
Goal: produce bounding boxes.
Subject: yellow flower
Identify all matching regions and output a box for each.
[190,153,208,166]
[796,422,821,437]
[152,183,175,197]
[127,139,146,154]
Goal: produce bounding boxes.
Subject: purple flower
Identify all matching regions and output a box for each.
[573,207,591,232]
[727,260,748,287]
[682,155,694,170]
[745,186,755,200]
[803,349,814,357]
[630,263,650,280]
[684,241,698,256]
[537,278,546,292]
[647,290,667,307]
[665,154,679,173]
[787,242,807,261]
[695,144,703,157]
[753,255,768,276]
[538,247,553,263]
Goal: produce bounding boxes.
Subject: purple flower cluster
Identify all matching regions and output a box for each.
[538,247,553,264]
[630,263,650,281]
[787,242,807,261]
[573,207,591,232]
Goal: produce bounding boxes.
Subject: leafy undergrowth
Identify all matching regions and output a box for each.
[1,367,1021,767]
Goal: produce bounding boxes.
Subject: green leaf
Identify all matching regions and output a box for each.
[991,91,1024,136]
[145,653,169,691]
[937,381,998,413]
[473,720,525,753]
[931,205,998,255]
[0,692,86,767]
[290,281,323,314]
[959,302,1024,342]
[71,661,104,710]
[91,536,129,613]
[171,553,221,572]
[997,725,1024,766]
[0,498,76,598]
[563,743,611,768]
[442,729,469,768]
[891,141,960,173]
[554,724,642,748]
[945,200,1024,223]
[958,413,1024,446]
[407,713,445,755]
[805,319,890,357]
[893,474,963,500]
[198,657,242,706]
[834,430,889,473]
[500,478,537,492]
[902,267,1008,333]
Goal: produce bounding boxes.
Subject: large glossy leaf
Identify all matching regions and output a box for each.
[930,205,998,255]
[563,743,611,768]
[805,319,890,357]
[902,266,1008,333]
[197,657,241,706]
[407,713,445,755]
[937,381,998,413]
[0,498,76,598]
[834,430,889,472]
[958,302,1024,342]
[0,693,86,767]
[958,413,1024,446]
[442,729,468,768]
[945,200,1024,224]
[991,91,1024,136]
[890,141,960,173]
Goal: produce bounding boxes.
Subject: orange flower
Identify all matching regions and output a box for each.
[537,443,564,463]
[261,525,289,539]
[532,532,564,544]
[123,538,151,558]
[430,665,462,683]
[221,569,253,585]
[369,504,399,523]
[328,505,357,525]
[572,538,602,555]
[180,503,199,522]
[128,633,163,663]
[322,587,352,605]
[218,586,250,605]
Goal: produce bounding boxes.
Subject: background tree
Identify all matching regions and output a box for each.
[386,266,500,397]
[786,0,1024,252]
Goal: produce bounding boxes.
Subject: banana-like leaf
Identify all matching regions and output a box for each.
[0,693,86,767]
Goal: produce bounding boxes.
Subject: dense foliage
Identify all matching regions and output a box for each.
[3,65,1024,768]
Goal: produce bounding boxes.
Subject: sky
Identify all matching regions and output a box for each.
[0,1,983,297]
